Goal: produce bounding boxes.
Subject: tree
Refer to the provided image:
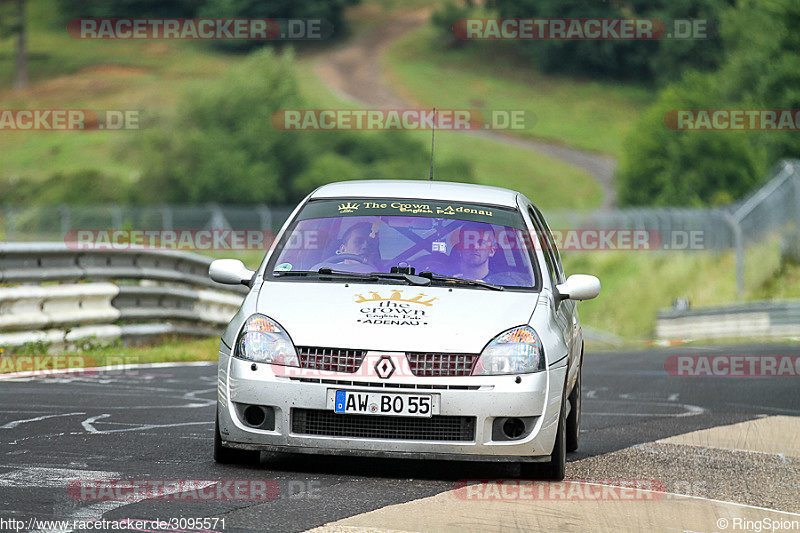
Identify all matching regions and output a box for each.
[1,0,27,88]
[56,0,198,18]
[493,0,731,83]
[135,49,472,205]
[618,0,800,206]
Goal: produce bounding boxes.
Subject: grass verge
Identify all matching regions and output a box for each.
[0,337,219,373]
[565,236,795,339]
[383,22,652,159]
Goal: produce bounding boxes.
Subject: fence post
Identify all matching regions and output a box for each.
[257,205,272,231]
[111,206,122,229]
[4,206,15,242]
[160,206,173,230]
[59,204,71,237]
[794,167,800,247]
[207,203,231,230]
[724,211,744,298]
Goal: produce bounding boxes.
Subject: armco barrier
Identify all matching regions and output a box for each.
[655,300,800,341]
[0,244,247,348]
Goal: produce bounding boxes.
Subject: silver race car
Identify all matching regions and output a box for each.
[209,180,600,479]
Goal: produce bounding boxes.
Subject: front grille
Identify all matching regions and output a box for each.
[297,347,367,373]
[406,352,480,377]
[287,377,480,391]
[292,409,475,441]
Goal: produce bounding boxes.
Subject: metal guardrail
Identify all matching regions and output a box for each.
[0,242,248,290]
[549,160,800,296]
[0,244,247,349]
[655,300,800,341]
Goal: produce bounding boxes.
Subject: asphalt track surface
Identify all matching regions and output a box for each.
[0,343,798,532]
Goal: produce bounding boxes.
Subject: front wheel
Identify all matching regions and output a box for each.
[520,385,567,480]
[566,364,582,453]
[538,400,567,480]
[214,406,260,464]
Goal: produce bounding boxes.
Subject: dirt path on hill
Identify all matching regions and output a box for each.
[314,9,618,208]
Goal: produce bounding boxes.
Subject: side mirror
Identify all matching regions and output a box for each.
[556,274,601,301]
[209,259,255,287]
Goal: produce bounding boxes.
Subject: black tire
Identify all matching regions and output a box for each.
[520,381,567,481]
[566,363,582,453]
[538,397,567,480]
[214,407,260,464]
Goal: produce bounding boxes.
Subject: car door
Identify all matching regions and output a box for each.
[526,205,579,378]
[531,206,581,370]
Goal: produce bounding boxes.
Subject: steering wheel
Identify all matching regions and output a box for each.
[321,253,368,264]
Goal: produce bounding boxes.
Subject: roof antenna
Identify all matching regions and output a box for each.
[429,107,436,181]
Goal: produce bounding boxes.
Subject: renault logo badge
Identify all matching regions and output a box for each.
[375,356,395,379]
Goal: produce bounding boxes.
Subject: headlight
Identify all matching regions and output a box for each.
[472,325,545,376]
[235,314,299,366]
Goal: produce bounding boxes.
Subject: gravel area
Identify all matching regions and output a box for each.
[567,442,800,513]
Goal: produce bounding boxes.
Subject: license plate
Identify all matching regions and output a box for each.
[329,390,436,418]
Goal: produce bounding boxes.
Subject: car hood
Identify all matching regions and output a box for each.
[256,281,537,353]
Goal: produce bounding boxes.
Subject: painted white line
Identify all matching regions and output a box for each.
[585,402,705,418]
[81,414,111,433]
[0,412,86,429]
[0,467,119,488]
[181,388,217,408]
[81,414,211,434]
[0,361,215,381]
[32,480,216,533]
[85,421,212,434]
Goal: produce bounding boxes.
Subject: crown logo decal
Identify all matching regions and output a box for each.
[337,202,360,213]
[355,291,437,306]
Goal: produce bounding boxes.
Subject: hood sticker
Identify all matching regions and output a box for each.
[354,290,436,327]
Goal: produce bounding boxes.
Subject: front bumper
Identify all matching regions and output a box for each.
[217,352,566,461]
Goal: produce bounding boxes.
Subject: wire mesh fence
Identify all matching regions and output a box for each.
[0,204,296,242]
[2,160,798,296]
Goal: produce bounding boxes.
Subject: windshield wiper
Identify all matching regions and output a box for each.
[419,271,504,291]
[366,271,431,286]
[274,269,377,281]
[274,268,430,286]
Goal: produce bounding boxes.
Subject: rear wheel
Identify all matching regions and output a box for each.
[214,406,260,464]
[566,364,582,453]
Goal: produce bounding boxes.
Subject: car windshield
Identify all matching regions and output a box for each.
[267,198,538,289]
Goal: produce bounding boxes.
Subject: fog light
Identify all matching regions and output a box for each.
[503,417,526,439]
[491,416,537,441]
[243,405,266,427]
